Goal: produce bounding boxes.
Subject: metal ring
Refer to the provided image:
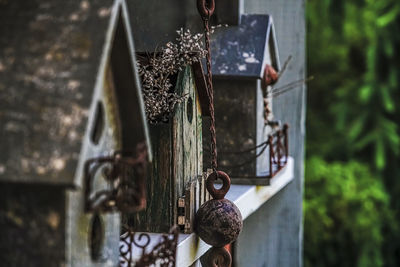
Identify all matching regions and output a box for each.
[206,171,231,200]
[197,0,215,18]
[201,247,232,267]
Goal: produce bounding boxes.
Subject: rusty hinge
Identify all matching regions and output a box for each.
[177,170,212,233]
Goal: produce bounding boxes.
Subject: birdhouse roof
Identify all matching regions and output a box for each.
[211,14,280,79]
[192,61,211,116]
[0,0,147,186]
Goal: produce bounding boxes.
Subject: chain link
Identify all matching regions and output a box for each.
[202,18,218,172]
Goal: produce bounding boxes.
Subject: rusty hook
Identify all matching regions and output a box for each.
[206,171,231,200]
[197,0,215,18]
[201,247,232,267]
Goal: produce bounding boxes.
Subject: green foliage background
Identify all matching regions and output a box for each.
[305,0,400,266]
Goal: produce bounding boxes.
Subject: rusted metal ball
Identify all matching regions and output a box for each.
[195,198,243,247]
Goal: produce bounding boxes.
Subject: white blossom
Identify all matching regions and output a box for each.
[138,28,207,123]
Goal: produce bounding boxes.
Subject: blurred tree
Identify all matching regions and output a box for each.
[333,0,400,170]
[306,0,400,266]
[304,158,394,267]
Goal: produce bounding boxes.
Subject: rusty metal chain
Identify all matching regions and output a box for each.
[195,4,243,264]
[198,0,218,172]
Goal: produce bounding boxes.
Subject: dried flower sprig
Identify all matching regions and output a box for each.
[138,28,207,123]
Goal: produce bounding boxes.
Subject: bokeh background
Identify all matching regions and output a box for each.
[305,0,400,266]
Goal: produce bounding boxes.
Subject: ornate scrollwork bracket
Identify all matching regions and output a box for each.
[120,225,179,267]
[84,142,148,213]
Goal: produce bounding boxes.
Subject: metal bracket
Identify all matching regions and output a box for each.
[84,143,148,213]
[120,225,179,267]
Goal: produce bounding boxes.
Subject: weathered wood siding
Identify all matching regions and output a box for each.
[132,67,203,233]
[212,79,258,176]
[0,0,113,186]
[67,61,121,266]
[235,0,306,266]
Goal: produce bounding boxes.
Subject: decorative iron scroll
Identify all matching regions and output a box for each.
[84,142,148,213]
[268,123,289,178]
[119,225,179,267]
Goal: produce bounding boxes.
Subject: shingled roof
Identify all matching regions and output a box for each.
[0,0,119,185]
[210,14,280,79]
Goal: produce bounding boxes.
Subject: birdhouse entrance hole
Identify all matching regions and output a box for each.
[89,214,104,262]
[187,97,193,123]
[90,101,105,145]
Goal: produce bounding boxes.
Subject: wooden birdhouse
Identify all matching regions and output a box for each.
[129,58,211,233]
[205,14,287,185]
[0,1,151,266]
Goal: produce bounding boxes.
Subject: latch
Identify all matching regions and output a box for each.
[84,143,148,213]
[177,170,212,233]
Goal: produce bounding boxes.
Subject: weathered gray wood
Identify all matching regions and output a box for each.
[184,181,196,233]
[67,59,122,265]
[0,1,149,266]
[132,123,173,233]
[133,67,204,233]
[235,1,306,266]
[0,0,114,186]
[67,3,150,265]
[212,79,258,176]
[183,68,199,195]
[196,109,203,175]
